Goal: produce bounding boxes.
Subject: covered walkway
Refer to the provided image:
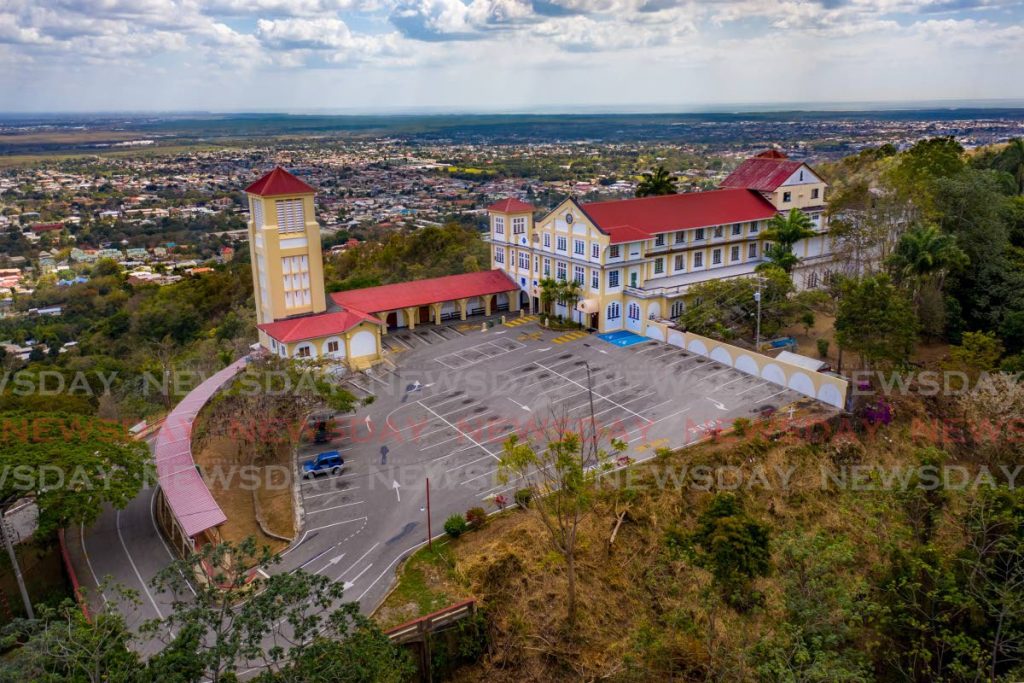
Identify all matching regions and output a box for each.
[330,269,522,331]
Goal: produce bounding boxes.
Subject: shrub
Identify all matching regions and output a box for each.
[654,446,673,461]
[444,514,468,538]
[816,338,830,358]
[465,507,487,530]
[732,417,752,437]
[514,488,533,509]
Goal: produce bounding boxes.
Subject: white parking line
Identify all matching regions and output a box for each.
[418,401,500,460]
[444,452,495,472]
[735,380,772,396]
[336,542,380,582]
[304,486,360,500]
[307,500,365,515]
[537,362,653,424]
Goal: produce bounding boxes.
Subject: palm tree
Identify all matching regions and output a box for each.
[559,280,584,324]
[759,209,817,273]
[538,278,559,316]
[886,223,967,301]
[635,166,678,197]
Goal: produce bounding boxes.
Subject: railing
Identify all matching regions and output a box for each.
[385,598,477,645]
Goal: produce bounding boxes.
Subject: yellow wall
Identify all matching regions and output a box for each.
[265,321,382,369]
[247,191,327,325]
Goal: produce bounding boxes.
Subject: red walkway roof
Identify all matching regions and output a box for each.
[578,189,778,244]
[258,309,381,344]
[245,167,316,197]
[330,269,518,314]
[154,358,248,538]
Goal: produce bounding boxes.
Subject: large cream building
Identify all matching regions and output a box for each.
[487,151,832,333]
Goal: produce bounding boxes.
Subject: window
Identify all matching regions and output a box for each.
[591,270,599,289]
[732,223,742,236]
[675,231,685,244]
[748,243,758,258]
[573,265,585,284]
[713,226,723,238]
[543,233,551,248]
[609,244,620,258]
[557,261,567,280]
[534,256,540,272]
[811,188,820,199]
[556,236,567,252]
[609,270,620,288]
[731,245,740,262]
[695,228,705,240]
[607,302,621,320]
[297,345,311,358]
[806,271,820,288]
[670,300,685,318]
[592,243,600,259]
[783,191,792,203]
[512,217,526,234]
[251,199,264,228]
[275,199,305,233]
[494,216,505,234]
[494,246,505,264]
[627,302,640,320]
[543,258,551,276]
[574,239,585,255]
[518,250,529,269]
[750,222,759,234]
[674,254,685,271]
[712,249,722,265]
[281,255,311,308]
[800,170,804,181]
[327,340,340,353]
[654,258,664,274]
[630,271,638,287]
[694,252,704,268]
[654,234,665,247]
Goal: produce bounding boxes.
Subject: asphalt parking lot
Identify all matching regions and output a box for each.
[276,316,806,607]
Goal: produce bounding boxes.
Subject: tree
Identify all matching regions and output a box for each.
[499,426,624,626]
[0,411,150,538]
[886,224,967,303]
[689,493,771,610]
[678,266,795,341]
[538,277,559,316]
[635,166,677,197]
[759,209,817,273]
[147,538,414,682]
[944,330,1004,380]
[835,274,918,368]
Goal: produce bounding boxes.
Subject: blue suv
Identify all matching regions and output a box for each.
[302,451,344,478]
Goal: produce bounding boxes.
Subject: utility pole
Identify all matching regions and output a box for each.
[583,361,598,465]
[0,516,32,619]
[754,277,764,351]
[425,478,433,550]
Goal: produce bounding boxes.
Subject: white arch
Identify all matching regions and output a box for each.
[667,331,685,348]
[735,354,759,376]
[710,346,734,366]
[647,302,661,320]
[761,363,786,386]
[321,336,345,359]
[350,330,377,358]
[787,372,815,396]
[293,342,317,360]
[687,339,709,356]
[645,324,665,341]
[818,383,845,408]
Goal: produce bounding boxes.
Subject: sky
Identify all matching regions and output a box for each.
[1,0,1023,112]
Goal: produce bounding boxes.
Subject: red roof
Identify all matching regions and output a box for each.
[245,167,316,197]
[31,222,63,233]
[331,269,518,314]
[578,189,779,244]
[720,156,805,192]
[487,198,534,213]
[258,309,381,344]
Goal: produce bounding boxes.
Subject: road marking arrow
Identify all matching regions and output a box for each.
[705,397,727,411]
[364,415,373,433]
[530,347,551,353]
[508,397,532,412]
[392,480,401,502]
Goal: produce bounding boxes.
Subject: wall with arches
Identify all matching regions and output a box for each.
[648,322,849,409]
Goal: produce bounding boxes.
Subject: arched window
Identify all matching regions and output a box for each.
[627,302,640,320]
[606,302,621,320]
[670,300,685,318]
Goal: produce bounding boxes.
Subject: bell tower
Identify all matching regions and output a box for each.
[245,167,327,326]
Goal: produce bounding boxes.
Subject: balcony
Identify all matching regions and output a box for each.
[623,260,766,299]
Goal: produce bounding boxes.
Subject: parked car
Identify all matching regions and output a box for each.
[302,450,344,478]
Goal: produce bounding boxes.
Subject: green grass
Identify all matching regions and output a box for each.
[377,542,459,628]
